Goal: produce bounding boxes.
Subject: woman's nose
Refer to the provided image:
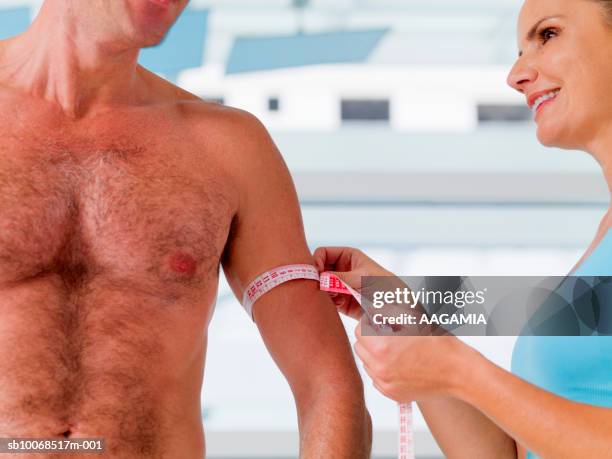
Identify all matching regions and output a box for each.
[507,58,538,93]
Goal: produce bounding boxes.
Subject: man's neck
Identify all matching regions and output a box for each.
[1,0,142,118]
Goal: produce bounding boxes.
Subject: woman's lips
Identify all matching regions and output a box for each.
[534,94,559,118]
[148,0,171,8]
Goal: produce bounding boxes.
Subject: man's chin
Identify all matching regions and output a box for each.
[134,29,169,48]
[129,11,175,47]
[141,36,166,48]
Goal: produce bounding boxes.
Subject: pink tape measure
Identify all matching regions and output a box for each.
[242,264,415,459]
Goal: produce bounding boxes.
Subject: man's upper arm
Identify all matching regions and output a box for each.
[221,111,361,396]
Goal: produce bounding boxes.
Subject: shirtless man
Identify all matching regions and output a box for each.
[0,1,370,457]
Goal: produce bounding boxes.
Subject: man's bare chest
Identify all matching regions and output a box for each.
[0,136,235,292]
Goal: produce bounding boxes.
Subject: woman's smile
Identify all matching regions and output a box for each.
[528,88,562,118]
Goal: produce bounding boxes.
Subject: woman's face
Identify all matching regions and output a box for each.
[507,0,612,150]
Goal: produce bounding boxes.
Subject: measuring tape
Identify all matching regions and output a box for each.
[242,264,415,459]
[242,264,320,319]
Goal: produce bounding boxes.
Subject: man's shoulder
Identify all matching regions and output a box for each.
[173,95,283,171]
[142,69,283,173]
[141,66,267,143]
[177,96,268,142]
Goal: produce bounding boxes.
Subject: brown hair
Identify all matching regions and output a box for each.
[593,0,612,24]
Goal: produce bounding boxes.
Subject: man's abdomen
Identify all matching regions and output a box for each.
[0,274,209,459]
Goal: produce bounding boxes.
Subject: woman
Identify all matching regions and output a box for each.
[314,1,612,457]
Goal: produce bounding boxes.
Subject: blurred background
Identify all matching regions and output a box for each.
[1,0,609,457]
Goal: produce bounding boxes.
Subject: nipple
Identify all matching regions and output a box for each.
[168,252,197,277]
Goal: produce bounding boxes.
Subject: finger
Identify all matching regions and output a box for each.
[333,248,360,273]
[335,296,349,314]
[361,360,379,381]
[337,302,350,317]
[312,247,345,270]
[348,302,364,320]
[315,247,359,273]
[362,360,393,393]
[355,323,385,353]
[336,298,362,320]
[353,339,376,367]
[335,299,363,321]
[373,381,395,400]
[313,247,327,272]
[356,345,394,393]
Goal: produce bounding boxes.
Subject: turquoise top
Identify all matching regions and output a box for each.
[511,229,612,459]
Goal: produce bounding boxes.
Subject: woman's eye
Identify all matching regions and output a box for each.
[539,27,557,43]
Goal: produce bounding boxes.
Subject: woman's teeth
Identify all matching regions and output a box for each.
[532,90,560,113]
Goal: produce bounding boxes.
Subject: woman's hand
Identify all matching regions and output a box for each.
[353,322,471,403]
[314,246,471,402]
[314,247,393,320]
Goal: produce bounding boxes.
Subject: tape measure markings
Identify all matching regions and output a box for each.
[242,264,320,319]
